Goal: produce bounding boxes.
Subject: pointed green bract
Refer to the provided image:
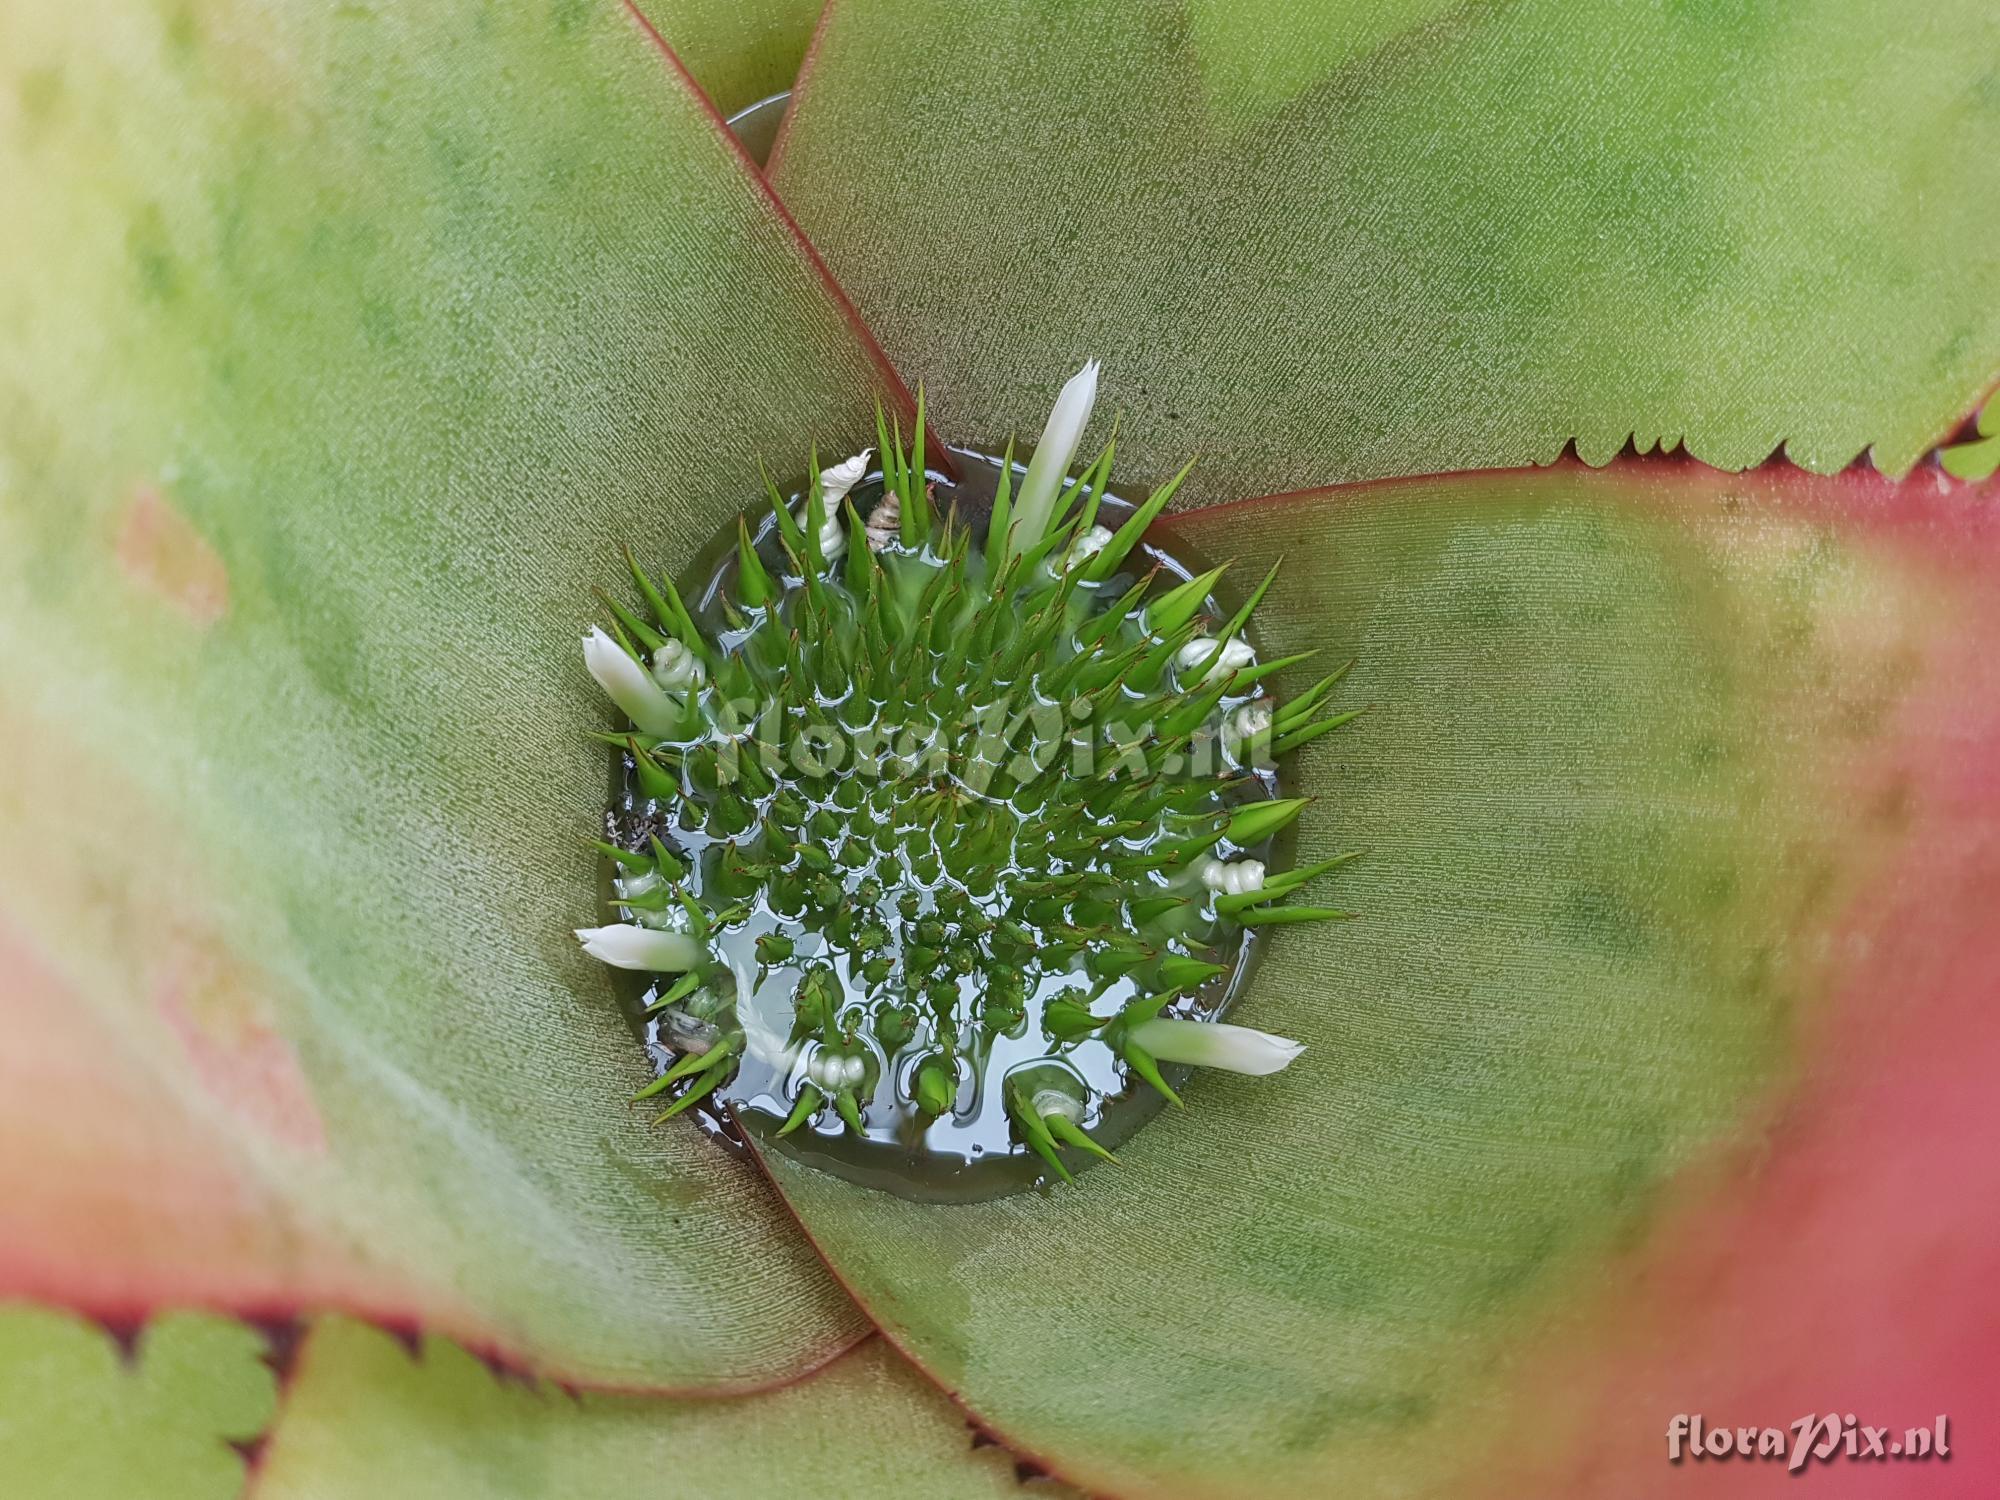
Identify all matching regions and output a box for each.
[251,1318,1057,1500]
[749,463,2000,1498]
[0,0,902,1387]
[773,0,2000,495]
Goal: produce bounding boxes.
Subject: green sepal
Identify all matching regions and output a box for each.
[650,1050,736,1123]
[592,839,651,873]
[646,835,687,884]
[1083,455,1195,582]
[1273,659,1355,733]
[622,547,711,664]
[1224,797,1312,846]
[833,1090,866,1136]
[1182,561,1280,680]
[1127,895,1190,927]
[790,963,840,1043]
[776,1084,824,1138]
[1154,956,1226,993]
[735,516,777,608]
[1042,992,1107,1042]
[842,499,876,600]
[1043,1112,1117,1165]
[640,971,704,1015]
[633,1033,740,1100]
[627,738,679,802]
[984,436,1017,562]
[1054,434,1117,542]
[1273,707,1365,758]
[874,397,901,507]
[1002,1083,1073,1185]
[596,588,668,655]
[1145,564,1227,637]
[901,388,932,549]
[1119,1039,1183,1107]
[1235,905,1353,927]
[1214,850,1364,914]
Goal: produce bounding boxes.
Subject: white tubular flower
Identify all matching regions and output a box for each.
[1128,1018,1304,1076]
[797,448,871,563]
[1176,635,1255,684]
[583,627,681,737]
[573,924,702,972]
[1200,857,1265,895]
[821,448,872,505]
[650,638,704,693]
[1007,360,1100,560]
[1067,524,1115,569]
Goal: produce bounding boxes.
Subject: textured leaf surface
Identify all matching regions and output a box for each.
[251,1318,1068,1500]
[772,0,2000,500]
[0,1307,276,1500]
[751,462,2000,1498]
[634,0,825,117]
[0,0,905,1388]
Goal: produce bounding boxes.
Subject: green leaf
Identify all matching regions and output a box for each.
[771,0,2000,493]
[250,1318,1059,1500]
[748,460,2000,1497]
[0,0,903,1389]
[0,1309,276,1500]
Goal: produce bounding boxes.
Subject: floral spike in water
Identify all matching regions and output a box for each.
[573,366,1363,1187]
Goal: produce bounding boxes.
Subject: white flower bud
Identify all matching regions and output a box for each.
[806,1049,843,1091]
[1223,699,1274,758]
[1067,524,1115,569]
[1176,635,1256,684]
[1200,858,1265,896]
[1230,701,1273,741]
[808,1047,869,1092]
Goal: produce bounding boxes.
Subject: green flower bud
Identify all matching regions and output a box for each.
[913,1053,957,1119]
[1042,990,1106,1043]
[790,963,839,1043]
[873,1003,919,1052]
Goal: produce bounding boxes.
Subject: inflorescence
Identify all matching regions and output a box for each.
[575,365,1360,1186]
